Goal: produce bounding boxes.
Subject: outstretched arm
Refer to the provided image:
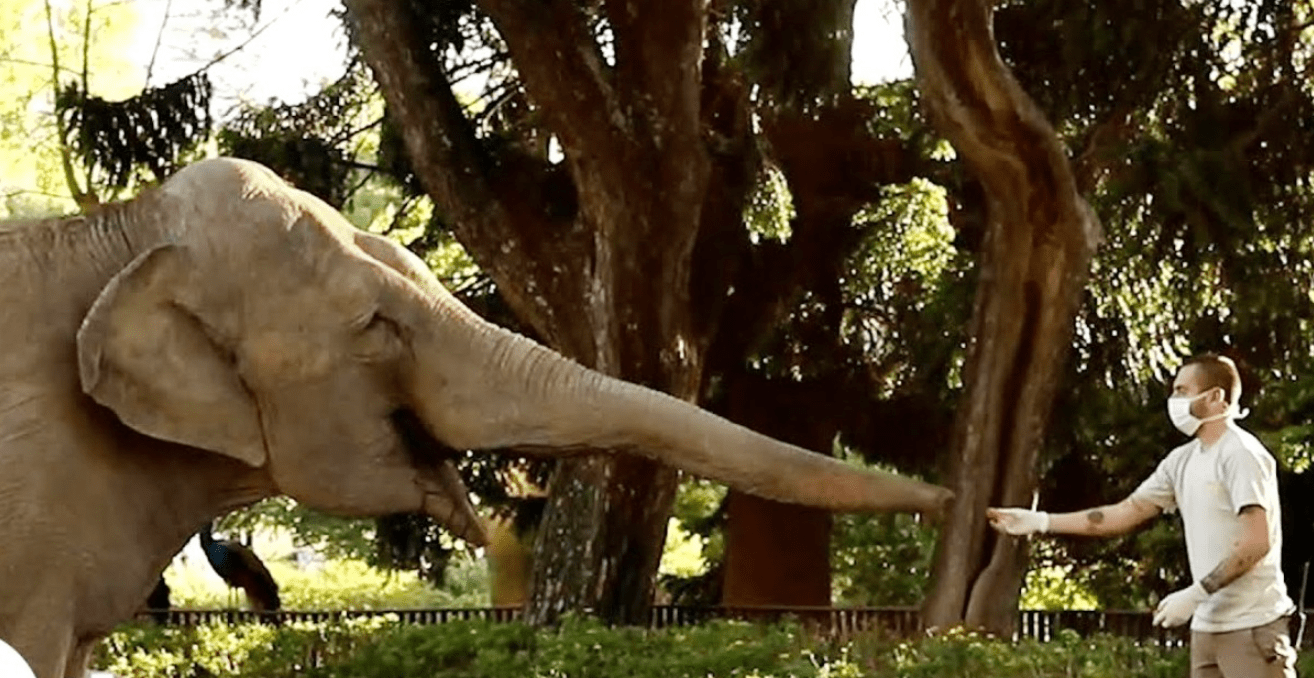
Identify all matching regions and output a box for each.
[987,495,1162,537]
[1047,495,1163,536]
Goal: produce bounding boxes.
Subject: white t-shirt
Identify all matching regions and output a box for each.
[0,638,35,678]
[1132,421,1295,632]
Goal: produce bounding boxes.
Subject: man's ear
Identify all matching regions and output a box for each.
[77,245,268,466]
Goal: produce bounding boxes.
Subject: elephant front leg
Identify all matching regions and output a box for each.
[62,638,95,678]
[5,613,73,678]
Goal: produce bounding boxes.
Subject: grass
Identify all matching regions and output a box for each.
[166,554,490,610]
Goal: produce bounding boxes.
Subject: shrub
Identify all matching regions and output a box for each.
[94,617,1227,678]
[168,555,489,611]
[863,627,1188,678]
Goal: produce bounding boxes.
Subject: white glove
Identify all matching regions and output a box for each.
[1153,582,1209,627]
[987,507,1050,535]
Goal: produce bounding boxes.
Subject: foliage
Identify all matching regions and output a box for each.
[863,628,1188,678]
[168,555,489,611]
[217,498,377,563]
[0,0,142,214]
[217,65,380,208]
[95,615,396,678]
[667,479,726,565]
[1019,567,1099,611]
[742,163,795,243]
[983,0,1314,611]
[93,616,1234,678]
[831,513,937,607]
[659,518,710,579]
[57,73,213,189]
[842,178,971,398]
[96,617,824,678]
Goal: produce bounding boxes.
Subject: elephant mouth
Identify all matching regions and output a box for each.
[387,408,487,545]
[390,407,461,467]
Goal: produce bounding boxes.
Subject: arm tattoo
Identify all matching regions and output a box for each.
[1085,509,1105,531]
[1200,506,1268,594]
[1200,552,1263,593]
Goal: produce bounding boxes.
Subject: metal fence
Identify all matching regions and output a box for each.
[137,605,1196,645]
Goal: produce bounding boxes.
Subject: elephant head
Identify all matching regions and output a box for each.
[75,158,951,545]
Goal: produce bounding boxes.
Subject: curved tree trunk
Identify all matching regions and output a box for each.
[905,0,1102,635]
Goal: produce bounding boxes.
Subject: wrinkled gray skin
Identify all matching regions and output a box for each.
[0,158,952,678]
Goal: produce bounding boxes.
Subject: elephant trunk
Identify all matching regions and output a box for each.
[409,311,952,516]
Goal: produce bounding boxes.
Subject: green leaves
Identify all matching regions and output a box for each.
[168,555,490,611]
[98,617,824,678]
[56,73,212,190]
[95,616,1221,678]
[831,512,937,606]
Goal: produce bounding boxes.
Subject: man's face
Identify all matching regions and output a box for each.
[1172,364,1224,417]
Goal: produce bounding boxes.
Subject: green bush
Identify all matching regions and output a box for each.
[168,555,489,611]
[95,616,398,678]
[860,628,1188,678]
[96,617,823,678]
[92,616,1243,678]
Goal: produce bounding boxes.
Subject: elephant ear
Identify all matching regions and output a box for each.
[77,245,268,467]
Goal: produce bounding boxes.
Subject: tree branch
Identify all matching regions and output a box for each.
[345,0,580,344]
[192,1,300,76]
[476,0,626,162]
[345,0,503,231]
[80,0,91,94]
[144,0,174,88]
[905,0,1100,255]
[0,57,79,77]
[604,0,704,147]
[43,0,95,211]
[1073,107,1135,195]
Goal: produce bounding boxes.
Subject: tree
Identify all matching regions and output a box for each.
[906,0,1101,634]
[342,0,953,623]
[911,0,1314,632]
[347,0,720,624]
[1017,0,1314,613]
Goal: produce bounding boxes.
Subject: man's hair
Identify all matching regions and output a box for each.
[1182,353,1242,405]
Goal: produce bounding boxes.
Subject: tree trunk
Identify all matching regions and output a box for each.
[723,493,831,607]
[720,376,834,609]
[347,0,721,626]
[905,0,1102,635]
[346,0,930,627]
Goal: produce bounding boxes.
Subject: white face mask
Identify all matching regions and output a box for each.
[1166,388,1234,436]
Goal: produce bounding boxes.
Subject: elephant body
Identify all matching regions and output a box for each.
[0,159,950,678]
[0,197,277,677]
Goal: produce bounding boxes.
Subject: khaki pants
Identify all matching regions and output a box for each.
[1190,616,1297,678]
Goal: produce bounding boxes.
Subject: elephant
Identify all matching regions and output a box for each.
[0,158,952,678]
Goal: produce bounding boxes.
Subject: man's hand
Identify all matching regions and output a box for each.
[986,508,1050,536]
[1153,582,1209,627]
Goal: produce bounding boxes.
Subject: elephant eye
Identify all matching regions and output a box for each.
[353,312,402,361]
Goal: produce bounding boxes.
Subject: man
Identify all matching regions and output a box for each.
[988,353,1297,678]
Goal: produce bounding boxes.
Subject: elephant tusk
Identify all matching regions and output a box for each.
[423,491,489,546]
